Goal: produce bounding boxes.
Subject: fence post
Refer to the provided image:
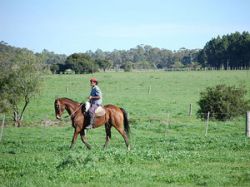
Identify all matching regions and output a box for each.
[189,104,192,116]
[165,113,170,135]
[246,111,250,137]
[205,112,210,136]
[148,85,151,95]
[0,114,5,142]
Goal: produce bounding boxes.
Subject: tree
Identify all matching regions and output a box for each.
[36,49,67,74]
[65,53,98,74]
[171,61,184,69]
[133,61,154,69]
[50,63,60,74]
[198,31,250,69]
[121,61,133,72]
[95,59,112,72]
[0,46,42,126]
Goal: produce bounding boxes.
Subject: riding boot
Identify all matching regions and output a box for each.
[85,112,95,129]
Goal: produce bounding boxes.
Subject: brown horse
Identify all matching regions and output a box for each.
[54,98,130,150]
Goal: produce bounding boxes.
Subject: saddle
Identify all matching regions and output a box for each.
[85,101,106,117]
[95,106,106,117]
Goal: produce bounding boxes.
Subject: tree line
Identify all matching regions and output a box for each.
[198,31,250,69]
[51,31,250,73]
[49,46,200,73]
[1,31,250,75]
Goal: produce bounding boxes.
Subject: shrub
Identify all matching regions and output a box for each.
[121,62,133,72]
[197,84,250,121]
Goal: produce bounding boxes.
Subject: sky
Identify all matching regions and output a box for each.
[1,0,250,55]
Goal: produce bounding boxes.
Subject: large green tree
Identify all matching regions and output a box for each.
[0,43,42,126]
[65,53,98,74]
[95,59,112,72]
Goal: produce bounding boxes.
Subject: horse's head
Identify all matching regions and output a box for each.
[54,98,65,120]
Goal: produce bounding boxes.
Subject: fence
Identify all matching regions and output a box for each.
[202,111,250,137]
[1,110,249,146]
[105,67,250,73]
[187,106,250,137]
[133,107,250,138]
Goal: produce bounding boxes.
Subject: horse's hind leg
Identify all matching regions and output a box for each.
[114,126,130,151]
[104,123,111,149]
[80,130,91,150]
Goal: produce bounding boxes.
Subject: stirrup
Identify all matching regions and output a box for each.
[85,124,93,129]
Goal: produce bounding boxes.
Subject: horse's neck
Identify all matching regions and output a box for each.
[64,100,80,115]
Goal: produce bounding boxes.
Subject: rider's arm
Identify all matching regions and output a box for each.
[89,95,100,100]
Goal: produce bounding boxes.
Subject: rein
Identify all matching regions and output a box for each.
[64,103,84,119]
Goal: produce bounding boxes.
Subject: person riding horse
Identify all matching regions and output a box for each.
[54,77,130,150]
[85,77,102,129]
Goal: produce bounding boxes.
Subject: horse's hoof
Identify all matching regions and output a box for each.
[86,146,92,150]
[127,145,131,152]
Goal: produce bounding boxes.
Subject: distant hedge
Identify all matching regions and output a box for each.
[197,84,250,121]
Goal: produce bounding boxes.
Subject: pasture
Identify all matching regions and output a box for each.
[1,71,250,186]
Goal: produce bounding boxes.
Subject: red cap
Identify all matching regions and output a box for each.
[90,78,97,83]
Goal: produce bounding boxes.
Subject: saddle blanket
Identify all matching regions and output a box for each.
[95,106,106,117]
[85,101,106,117]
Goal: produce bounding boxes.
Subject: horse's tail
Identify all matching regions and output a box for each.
[120,108,130,137]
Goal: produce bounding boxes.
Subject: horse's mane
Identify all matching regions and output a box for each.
[59,97,81,104]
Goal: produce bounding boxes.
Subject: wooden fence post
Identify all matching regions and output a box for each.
[0,114,5,142]
[165,113,170,135]
[246,111,250,137]
[205,112,210,136]
[189,104,192,116]
[148,85,151,95]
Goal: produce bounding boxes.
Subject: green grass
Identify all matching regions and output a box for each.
[1,70,250,186]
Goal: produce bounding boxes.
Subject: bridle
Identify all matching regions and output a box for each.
[62,103,85,119]
[55,99,87,119]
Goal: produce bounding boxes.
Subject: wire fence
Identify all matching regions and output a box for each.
[106,67,250,73]
[0,111,249,149]
[128,108,250,138]
[0,104,249,140]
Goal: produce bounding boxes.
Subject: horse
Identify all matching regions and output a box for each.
[54,97,130,150]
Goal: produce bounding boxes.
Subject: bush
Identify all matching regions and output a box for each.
[197,84,250,121]
[121,62,133,72]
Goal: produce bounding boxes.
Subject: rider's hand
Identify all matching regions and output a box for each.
[88,96,92,100]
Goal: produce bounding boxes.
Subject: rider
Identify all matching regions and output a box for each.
[85,77,102,129]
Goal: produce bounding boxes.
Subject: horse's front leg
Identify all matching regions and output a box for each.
[80,130,91,150]
[70,128,80,149]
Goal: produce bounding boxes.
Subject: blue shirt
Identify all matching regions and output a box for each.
[90,85,102,105]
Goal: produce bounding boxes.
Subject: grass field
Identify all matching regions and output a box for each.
[1,70,250,186]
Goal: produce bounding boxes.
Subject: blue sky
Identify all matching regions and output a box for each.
[1,0,250,54]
